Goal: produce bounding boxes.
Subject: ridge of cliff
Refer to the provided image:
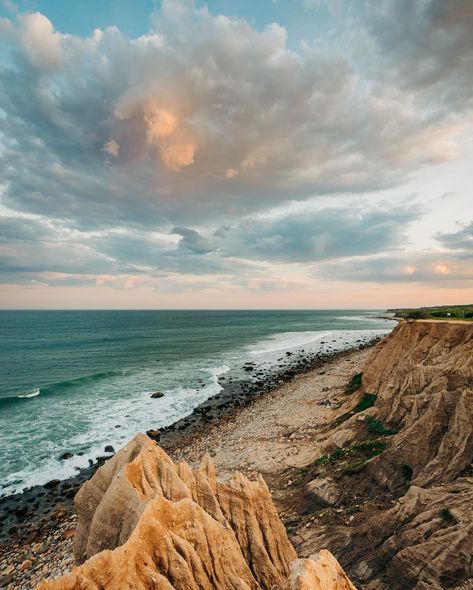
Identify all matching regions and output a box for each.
[37,434,356,590]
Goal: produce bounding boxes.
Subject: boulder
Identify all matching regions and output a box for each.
[306,477,343,507]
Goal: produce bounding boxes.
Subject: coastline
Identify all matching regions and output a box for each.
[0,333,383,589]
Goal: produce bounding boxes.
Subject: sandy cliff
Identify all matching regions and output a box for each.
[37,434,356,589]
[298,321,473,589]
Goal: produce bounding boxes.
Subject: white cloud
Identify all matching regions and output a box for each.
[0,0,472,297]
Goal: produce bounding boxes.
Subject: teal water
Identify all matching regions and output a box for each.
[0,310,395,496]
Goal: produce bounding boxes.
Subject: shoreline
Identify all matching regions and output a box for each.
[0,333,384,589]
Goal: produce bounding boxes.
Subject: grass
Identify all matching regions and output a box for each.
[346,372,363,394]
[352,439,388,458]
[389,304,473,321]
[365,416,397,436]
[332,393,377,427]
[311,438,388,476]
[314,447,350,466]
[354,393,377,412]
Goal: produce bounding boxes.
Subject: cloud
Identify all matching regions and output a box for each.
[0,200,416,288]
[1,1,473,299]
[437,221,473,254]
[318,253,473,286]
[220,203,419,263]
[365,0,473,114]
[2,0,17,14]
[1,11,64,69]
[1,1,472,232]
[0,216,128,281]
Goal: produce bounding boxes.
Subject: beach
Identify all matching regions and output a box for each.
[0,336,380,589]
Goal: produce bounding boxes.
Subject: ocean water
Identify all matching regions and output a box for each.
[0,310,396,496]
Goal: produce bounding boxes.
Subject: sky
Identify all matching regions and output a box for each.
[0,0,472,309]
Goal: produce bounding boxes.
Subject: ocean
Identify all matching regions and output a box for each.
[0,310,395,496]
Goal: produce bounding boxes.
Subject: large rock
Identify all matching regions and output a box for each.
[285,550,357,590]
[36,434,356,589]
[306,477,343,507]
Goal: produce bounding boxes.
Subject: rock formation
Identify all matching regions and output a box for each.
[37,434,356,589]
[298,321,473,589]
[285,551,357,590]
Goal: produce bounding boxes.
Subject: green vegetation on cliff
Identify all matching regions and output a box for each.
[388,304,473,321]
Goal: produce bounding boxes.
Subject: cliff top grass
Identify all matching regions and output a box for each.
[388,304,473,321]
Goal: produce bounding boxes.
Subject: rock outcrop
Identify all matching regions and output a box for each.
[362,320,473,488]
[297,321,473,589]
[285,550,357,590]
[37,434,356,589]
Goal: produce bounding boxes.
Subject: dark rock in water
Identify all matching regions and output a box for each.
[244,366,254,372]
[104,445,115,453]
[59,452,74,461]
[43,479,60,490]
[14,505,28,518]
[150,391,165,398]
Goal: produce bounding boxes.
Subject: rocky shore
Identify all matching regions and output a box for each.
[0,334,382,589]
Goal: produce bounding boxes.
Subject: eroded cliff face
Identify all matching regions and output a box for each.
[298,321,473,590]
[362,320,473,488]
[37,434,356,590]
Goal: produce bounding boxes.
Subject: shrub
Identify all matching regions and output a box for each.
[354,393,377,412]
[406,309,429,319]
[365,416,397,436]
[346,372,363,394]
[314,448,350,466]
[352,439,387,458]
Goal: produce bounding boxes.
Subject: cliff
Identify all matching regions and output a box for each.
[298,321,473,589]
[37,434,356,590]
